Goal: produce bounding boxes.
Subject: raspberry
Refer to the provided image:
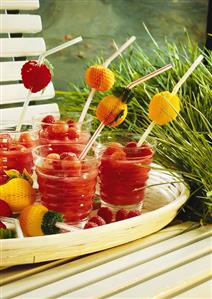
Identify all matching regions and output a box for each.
[0,221,6,229]
[0,199,12,217]
[125,141,137,148]
[84,222,98,229]
[68,127,80,140]
[127,209,141,218]
[115,208,128,221]
[110,150,126,160]
[97,207,113,224]
[89,216,106,226]
[21,60,52,93]
[41,115,55,129]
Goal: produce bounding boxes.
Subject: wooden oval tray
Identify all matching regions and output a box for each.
[1,167,189,266]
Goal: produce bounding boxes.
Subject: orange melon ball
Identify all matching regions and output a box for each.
[148,91,180,125]
[96,95,128,128]
[19,204,48,237]
[85,65,115,91]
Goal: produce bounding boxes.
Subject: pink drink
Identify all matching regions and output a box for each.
[98,134,154,209]
[0,124,37,185]
[33,144,99,223]
[33,112,92,145]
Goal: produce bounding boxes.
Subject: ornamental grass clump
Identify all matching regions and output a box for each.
[56,38,212,223]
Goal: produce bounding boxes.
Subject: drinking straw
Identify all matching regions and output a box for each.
[79,64,172,161]
[16,36,83,132]
[137,55,204,147]
[78,36,136,124]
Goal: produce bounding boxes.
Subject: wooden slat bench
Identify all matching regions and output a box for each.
[1,222,211,298]
[0,0,58,117]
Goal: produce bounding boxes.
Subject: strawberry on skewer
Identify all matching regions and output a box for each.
[21,60,52,93]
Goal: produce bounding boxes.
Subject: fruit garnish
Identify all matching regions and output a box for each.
[41,115,56,130]
[84,222,98,229]
[127,209,141,218]
[125,141,137,148]
[52,121,69,135]
[41,210,64,235]
[0,178,36,213]
[21,60,52,93]
[89,215,106,226]
[0,221,6,229]
[0,199,12,217]
[96,95,128,128]
[0,228,16,239]
[110,150,126,160]
[4,169,33,185]
[97,207,113,224]
[19,204,64,237]
[19,132,35,148]
[68,127,79,139]
[148,91,180,125]
[85,65,115,91]
[115,208,129,221]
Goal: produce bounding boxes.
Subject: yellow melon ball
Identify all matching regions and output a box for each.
[148,91,180,125]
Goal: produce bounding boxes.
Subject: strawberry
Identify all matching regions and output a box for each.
[97,207,113,224]
[0,221,6,229]
[21,60,52,93]
[127,209,141,218]
[89,215,106,226]
[115,208,128,221]
[84,222,98,229]
[0,199,12,217]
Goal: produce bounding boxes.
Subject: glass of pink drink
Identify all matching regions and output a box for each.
[33,143,99,224]
[33,112,93,145]
[97,132,154,210]
[0,123,37,185]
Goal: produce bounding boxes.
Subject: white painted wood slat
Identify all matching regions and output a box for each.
[57,237,212,299]
[0,82,55,105]
[1,223,196,291]
[108,255,212,299]
[1,103,59,123]
[0,61,27,82]
[0,15,42,34]
[0,38,46,58]
[5,226,211,299]
[173,279,212,299]
[0,0,39,10]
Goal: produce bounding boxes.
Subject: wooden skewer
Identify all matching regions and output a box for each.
[78,36,136,124]
[137,55,204,147]
[79,64,173,161]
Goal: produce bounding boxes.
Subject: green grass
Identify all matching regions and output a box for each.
[55,36,212,223]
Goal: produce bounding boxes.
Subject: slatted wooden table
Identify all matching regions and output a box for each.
[1,222,211,299]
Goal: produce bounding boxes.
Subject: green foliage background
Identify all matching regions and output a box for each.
[55,36,212,223]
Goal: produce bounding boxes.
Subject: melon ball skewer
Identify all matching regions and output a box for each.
[16,36,83,132]
[79,64,172,161]
[78,36,136,125]
[137,55,204,147]
[19,204,81,237]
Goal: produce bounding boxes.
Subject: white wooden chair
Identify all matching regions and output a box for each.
[0,1,211,298]
[0,0,59,123]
